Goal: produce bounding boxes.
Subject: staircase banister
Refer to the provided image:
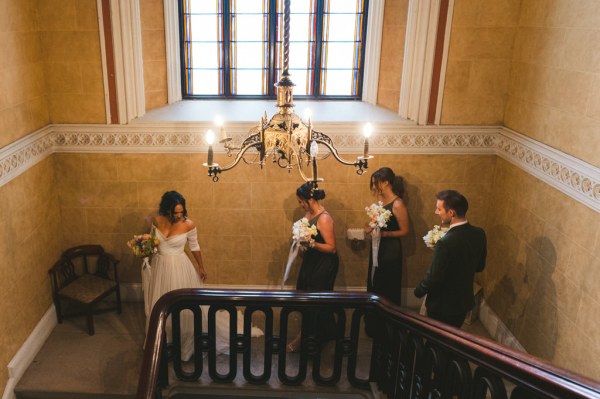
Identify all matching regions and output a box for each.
[376,298,600,399]
[137,289,600,399]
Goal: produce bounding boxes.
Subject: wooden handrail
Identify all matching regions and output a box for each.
[137,289,600,399]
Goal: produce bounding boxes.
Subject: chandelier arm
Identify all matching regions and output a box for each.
[295,151,311,182]
[215,138,263,173]
[313,138,359,167]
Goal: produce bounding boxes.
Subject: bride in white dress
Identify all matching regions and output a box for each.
[144,191,262,361]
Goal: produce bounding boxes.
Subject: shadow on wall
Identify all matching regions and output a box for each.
[488,235,557,360]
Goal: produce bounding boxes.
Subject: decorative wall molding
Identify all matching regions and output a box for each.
[0,124,598,212]
[496,128,600,213]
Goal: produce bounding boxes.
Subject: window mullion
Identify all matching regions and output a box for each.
[222,0,231,96]
[312,0,325,98]
[267,0,277,96]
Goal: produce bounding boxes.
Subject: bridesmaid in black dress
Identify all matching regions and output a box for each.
[287,183,339,352]
[366,167,410,306]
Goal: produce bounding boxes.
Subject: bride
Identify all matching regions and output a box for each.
[143,191,262,361]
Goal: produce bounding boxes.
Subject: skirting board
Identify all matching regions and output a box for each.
[3,306,57,399]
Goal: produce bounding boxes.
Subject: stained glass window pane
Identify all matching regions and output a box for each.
[235,70,264,95]
[288,69,308,95]
[234,42,264,69]
[189,15,219,41]
[289,42,310,69]
[190,42,219,69]
[328,0,359,13]
[289,0,312,14]
[192,69,220,95]
[188,0,218,13]
[321,69,353,96]
[235,0,265,13]
[326,14,357,41]
[323,42,354,69]
[234,14,264,42]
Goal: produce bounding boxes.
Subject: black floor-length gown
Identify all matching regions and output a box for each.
[296,212,339,343]
[366,199,403,337]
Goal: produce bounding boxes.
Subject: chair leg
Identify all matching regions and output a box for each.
[86,310,95,335]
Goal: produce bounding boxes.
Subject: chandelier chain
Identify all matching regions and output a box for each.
[282,0,290,77]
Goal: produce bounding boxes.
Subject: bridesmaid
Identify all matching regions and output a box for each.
[366,167,410,305]
[287,182,339,352]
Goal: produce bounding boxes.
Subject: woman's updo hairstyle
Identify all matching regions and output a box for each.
[370,167,405,198]
[158,190,188,222]
[296,182,326,201]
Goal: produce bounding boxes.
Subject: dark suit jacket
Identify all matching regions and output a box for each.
[414,223,486,317]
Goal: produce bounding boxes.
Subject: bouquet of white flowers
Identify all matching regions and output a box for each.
[292,217,318,248]
[366,201,393,273]
[422,225,448,249]
[282,217,318,288]
[365,201,392,229]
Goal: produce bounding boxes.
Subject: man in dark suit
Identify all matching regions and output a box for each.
[414,190,487,328]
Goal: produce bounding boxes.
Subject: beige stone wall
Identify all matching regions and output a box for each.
[140,0,168,110]
[505,0,600,168]
[0,159,63,391]
[441,0,520,125]
[0,1,49,147]
[483,159,600,380]
[53,152,494,290]
[376,0,409,112]
[38,0,106,124]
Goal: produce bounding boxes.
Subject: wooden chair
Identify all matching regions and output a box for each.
[48,245,121,335]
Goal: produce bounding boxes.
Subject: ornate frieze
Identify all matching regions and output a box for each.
[0,124,598,212]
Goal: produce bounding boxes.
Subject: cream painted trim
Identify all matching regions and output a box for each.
[399,0,440,124]
[164,0,182,104]
[0,125,598,212]
[110,0,146,123]
[97,0,111,124]
[362,0,385,105]
[3,306,57,399]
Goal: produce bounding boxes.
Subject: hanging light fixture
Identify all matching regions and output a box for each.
[203,0,373,187]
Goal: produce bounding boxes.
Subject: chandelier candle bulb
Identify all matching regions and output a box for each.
[215,116,229,143]
[310,140,319,175]
[363,123,373,158]
[206,129,215,165]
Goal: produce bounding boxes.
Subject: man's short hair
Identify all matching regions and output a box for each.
[436,190,468,218]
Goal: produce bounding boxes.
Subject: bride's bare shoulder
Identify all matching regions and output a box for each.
[184,218,196,231]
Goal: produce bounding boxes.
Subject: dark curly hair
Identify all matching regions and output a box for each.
[158,191,188,222]
[370,167,405,198]
[296,182,326,201]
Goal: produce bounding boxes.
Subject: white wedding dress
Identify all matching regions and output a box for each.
[143,227,263,361]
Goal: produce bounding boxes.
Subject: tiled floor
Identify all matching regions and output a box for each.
[15,302,492,399]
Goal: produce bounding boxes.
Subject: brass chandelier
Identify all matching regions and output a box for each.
[203,0,373,187]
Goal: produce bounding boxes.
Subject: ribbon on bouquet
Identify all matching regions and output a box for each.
[282,241,301,289]
[141,256,152,317]
[371,228,381,282]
